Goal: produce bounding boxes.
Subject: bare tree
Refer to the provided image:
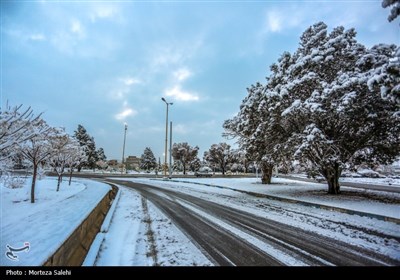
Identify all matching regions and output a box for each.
[18,119,55,203]
[49,129,72,191]
[65,139,87,186]
[0,103,42,164]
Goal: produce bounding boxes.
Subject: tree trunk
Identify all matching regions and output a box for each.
[69,169,73,186]
[183,163,186,175]
[260,163,273,184]
[321,163,342,194]
[56,175,61,192]
[31,163,38,203]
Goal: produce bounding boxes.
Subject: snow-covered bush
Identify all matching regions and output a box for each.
[1,175,26,189]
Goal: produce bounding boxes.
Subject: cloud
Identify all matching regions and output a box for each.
[173,124,189,134]
[152,47,186,68]
[121,77,141,86]
[70,19,85,38]
[114,107,137,121]
[150,38,203,71]
[173,68,192,81]
[29,33,46,41]
[108,76,140,100]
[265,10,283,33]
[165,86,199,102]
[90,5,119,22]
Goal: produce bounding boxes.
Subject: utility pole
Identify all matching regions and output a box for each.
[161,97,173,177]
[121,123,127,174]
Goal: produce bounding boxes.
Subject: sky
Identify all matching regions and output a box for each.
[1,0,399,161]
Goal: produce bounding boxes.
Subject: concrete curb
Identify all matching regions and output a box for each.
[82,183,121,266]
[153,179,400,225]
[43,183,118,266]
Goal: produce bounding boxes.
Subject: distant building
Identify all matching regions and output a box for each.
[125,156,141,170]
[108,159,119,166]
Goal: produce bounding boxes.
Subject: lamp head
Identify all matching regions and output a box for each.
[161,97,166,102]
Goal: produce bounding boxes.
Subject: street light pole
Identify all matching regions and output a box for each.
[161,97,173,177]
[169,121,173,178]
[121,123,127,174]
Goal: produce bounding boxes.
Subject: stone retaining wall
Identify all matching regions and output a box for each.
[43,184,118,266]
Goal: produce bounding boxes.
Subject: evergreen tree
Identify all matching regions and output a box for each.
[73,125,98,171]
[225,22,400,194]
[140,147,157,171]
[382,0,400,24]
[96,147,107,161]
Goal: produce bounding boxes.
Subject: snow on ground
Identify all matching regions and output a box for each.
[93,184,212,266]
[340,177,400,187]
[289,173,400,187]
[157,177,400,219]
[114,177,400,261]
[0,177,110,266]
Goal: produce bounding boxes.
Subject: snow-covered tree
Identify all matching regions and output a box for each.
[96,147,107,161]
[363,44,400,108]
[231,150,251,173]
[171,142,199,175]
[382,0,400,24]
[140,147,157,171]
[204,143,232,175]
[17,119,55,203]
[74,125,98,171]
[279,22,400,194]
[224,82,287,183]
[225,22,400,194]
[172,160,183,172]
[49,129,75,191]
[0,103,43,172]
[189,157,201,172]
[65,139,86,185]
[95,147,107,170]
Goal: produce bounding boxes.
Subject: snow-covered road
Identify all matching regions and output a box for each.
[104,179,400,266]
[92,185,211,266]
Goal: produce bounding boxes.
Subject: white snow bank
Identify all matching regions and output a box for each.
[1,177,110,266]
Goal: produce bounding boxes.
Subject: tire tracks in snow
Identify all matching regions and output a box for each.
[109,180,400,266]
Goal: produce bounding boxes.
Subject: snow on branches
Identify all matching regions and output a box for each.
[224,22,400,194]
[0,103,43,161]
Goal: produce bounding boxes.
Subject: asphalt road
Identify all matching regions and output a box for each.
[107,179,400,266]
